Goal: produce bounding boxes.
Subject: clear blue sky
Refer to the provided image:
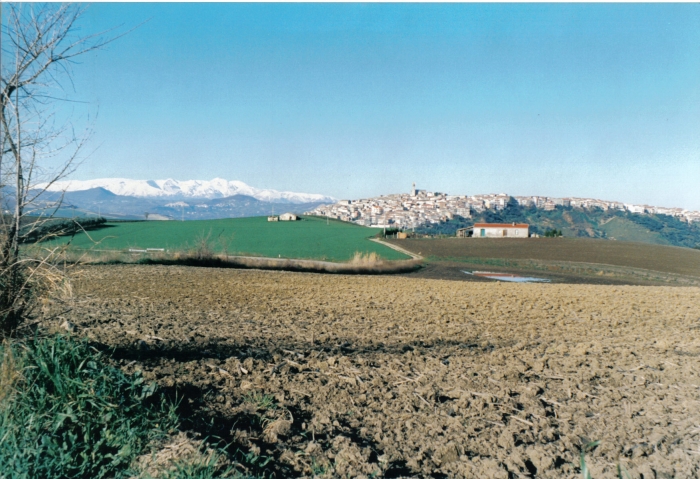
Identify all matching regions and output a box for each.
[62,3,700,209]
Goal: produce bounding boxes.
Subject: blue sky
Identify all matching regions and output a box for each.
[55,4,700,208]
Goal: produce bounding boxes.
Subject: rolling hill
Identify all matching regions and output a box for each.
[416,201,700,249]
[43,215,409,262]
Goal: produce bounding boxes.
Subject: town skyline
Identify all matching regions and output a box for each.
[312,182,700,229]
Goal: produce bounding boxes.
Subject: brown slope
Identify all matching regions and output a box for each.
[390,237,700,278]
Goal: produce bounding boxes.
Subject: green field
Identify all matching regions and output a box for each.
[599,217,671,245]
[47,216,409,262]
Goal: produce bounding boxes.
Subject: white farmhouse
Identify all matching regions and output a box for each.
[473,222,529,238]
[279,213,299,221]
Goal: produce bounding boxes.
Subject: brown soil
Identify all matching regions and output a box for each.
[398,261,700,287]
[47,265,700,478]
[389,237,700,278]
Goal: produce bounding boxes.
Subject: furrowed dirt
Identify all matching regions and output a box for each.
[47,265,700,478]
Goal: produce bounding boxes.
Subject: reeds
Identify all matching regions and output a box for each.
[1,241,77,337]
[349,251,382,265]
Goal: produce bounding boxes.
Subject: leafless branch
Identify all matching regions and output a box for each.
[0,3,129,337]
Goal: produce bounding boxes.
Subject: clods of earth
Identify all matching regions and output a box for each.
[44,265,700,478]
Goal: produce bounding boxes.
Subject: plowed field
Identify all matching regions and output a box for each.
[50,265,700,478]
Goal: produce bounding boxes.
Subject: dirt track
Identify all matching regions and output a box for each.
[50,265,700,478]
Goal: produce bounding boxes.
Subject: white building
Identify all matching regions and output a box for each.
[473,222,529,238]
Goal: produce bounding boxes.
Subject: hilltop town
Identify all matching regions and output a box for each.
[309,183,700,229]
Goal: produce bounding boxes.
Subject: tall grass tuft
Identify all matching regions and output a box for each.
[349,251,382,266]
[0,335,178,479]
[0,342,20,404]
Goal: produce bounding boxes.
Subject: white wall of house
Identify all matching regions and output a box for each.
[474,225,529,238]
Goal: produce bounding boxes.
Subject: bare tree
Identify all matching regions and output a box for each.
[0,3,124,336]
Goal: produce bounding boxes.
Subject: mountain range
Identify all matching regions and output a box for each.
[38,178,335,204]
[27,178,335,220]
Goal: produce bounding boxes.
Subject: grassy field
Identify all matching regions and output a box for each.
[390,237,700,278]
[45,215,409,262]
[599,216,671,245]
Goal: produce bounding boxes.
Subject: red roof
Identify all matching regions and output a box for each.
[473,223,529,228]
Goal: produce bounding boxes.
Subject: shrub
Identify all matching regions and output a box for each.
[0,335,178,479]
[349,251,383,266]
[544,228,563,237]
[0,245,74,338]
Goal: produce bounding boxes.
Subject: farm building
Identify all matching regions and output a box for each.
[145,213,171,221]
[279,213,299,221]
[473,222,529,238]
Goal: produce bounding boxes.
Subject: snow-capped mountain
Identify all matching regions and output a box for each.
[38,178,335,204]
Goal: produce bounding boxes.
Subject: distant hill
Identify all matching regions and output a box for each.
[416,200,700,249]
[26,188,326,221]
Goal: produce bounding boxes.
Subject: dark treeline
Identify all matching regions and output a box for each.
[19,217,107,244]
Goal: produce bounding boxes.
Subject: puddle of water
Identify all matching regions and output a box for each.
[463,271,551,283]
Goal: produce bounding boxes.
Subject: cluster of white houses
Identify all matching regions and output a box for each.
[309,184,700,229]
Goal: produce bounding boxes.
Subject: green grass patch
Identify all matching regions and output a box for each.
[0,335,266,479]
[0,335,178,479]
[45,216,408,262]
[599,217,670,245]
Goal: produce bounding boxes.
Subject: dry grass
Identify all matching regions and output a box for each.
[52,248,422,275]
[0,341,20,404]
[130,432,227,479]
[2,242,77,337]
[349,251,382,266]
